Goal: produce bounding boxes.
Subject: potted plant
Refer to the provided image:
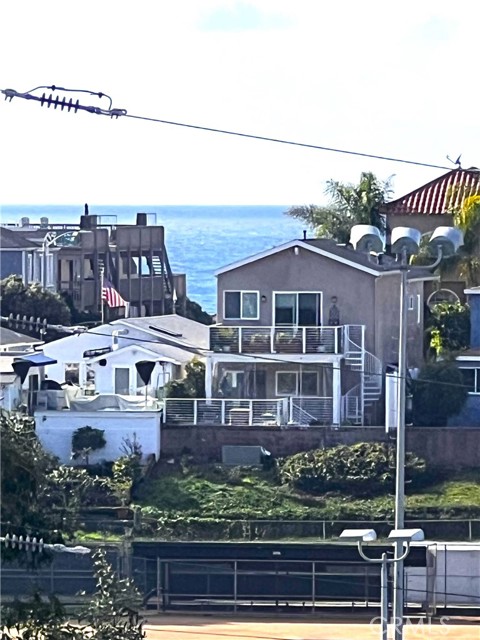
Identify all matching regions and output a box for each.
[275,330,301,352]
[217,327,236,352]
[248,332,270,352]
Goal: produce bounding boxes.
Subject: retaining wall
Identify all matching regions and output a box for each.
[160,425,480,468]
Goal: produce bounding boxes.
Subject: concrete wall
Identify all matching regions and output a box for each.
[160,425,480,469]
[35,410,161,464]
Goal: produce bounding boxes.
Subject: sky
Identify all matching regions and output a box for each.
[0,0,478,206]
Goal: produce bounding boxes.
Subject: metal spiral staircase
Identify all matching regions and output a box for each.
[343,325,383,425]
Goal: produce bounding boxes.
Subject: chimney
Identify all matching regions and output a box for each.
[136,213,147,226]
[465,287,480,348]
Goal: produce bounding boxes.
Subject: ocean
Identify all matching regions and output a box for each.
[0,205,306,313]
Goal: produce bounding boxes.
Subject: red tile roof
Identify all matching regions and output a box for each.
[380,168,480,216]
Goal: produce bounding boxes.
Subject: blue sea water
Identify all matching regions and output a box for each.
[0,205,306,313]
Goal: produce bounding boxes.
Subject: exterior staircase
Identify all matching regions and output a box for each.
[343,325,383,425]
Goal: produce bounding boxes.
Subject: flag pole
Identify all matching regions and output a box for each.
[100,267,105,325]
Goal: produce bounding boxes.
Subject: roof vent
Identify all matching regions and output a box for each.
[136,213,147,226]
[20,217,30,227]
[40,217,49,228]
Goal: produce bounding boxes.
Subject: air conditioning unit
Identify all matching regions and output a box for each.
[222,445,271,466]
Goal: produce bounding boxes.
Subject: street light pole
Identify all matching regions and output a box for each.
[340,528,424,640]
[393,253,408,640]
[350,224,464,640]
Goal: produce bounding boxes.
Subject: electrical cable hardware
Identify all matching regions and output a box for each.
[1,84,452,169]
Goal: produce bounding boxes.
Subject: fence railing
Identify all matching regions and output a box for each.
[210,325,349,355]
[163,398,289,426]
[74,517,480,544]
[163,397,337,426]
[290,397,333,425]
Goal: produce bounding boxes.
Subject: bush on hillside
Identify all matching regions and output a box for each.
[0,275,71,327]
[279,442,427,496]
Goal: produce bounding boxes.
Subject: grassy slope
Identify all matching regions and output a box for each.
[136,465,480,522]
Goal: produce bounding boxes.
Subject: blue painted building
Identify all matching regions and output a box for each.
[449,287,480,427]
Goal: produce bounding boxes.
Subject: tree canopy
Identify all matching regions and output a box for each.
[1,275,71,326]
[412,360,468,426]
[426,301,470,357]
[286,172,394,243]
[451,194,480,287]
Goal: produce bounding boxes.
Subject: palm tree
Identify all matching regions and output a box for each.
[286,172,394,243]
[451,194,480,287]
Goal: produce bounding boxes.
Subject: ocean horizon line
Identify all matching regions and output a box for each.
[1,203,293,208]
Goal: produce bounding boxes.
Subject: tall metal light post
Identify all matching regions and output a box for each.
[349,224,464,640]
[339,528,425,640]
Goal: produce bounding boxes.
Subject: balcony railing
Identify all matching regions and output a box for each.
[163,397,335,426]
[210,325,346,355]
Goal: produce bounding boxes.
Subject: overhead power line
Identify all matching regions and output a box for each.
[1,84,452,171]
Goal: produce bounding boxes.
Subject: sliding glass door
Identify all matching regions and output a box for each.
[274,292,322,326]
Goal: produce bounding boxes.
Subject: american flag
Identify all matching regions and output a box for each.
[102,278,127,308]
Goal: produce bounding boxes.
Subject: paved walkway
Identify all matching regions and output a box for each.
[143,615,480,639]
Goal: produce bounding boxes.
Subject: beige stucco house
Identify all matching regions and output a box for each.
[197,238,437,427]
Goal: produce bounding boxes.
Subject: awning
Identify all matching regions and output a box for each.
[16,353,58,367]
[12,353,58,383]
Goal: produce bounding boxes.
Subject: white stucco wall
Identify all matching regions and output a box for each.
[87,347,172,396]
[0,379,22,411]
[35,410,161,464]
[42,330,116,383]
[42,328,175,394]
[406,543,480,607]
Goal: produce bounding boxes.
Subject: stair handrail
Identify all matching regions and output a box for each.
[364,350,383,391]
[344,324,364,356]
[342,384,362,423]
[289,400,317,426]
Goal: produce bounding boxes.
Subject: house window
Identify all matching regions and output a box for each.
[65,363,80,385]
[459,368,479,394]
[276,371,298,395]
[26,254,33,283]
[224,291,259,320]
[301,371,319,396]
[132,256,150,276]
[275,370,319,396]
[274,292,322,326]
[114,367,130,395]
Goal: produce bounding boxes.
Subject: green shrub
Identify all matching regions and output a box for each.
[71,426,106,462]
[110,452,142,506]
[412,360,468,426]
[279,442,426,496]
